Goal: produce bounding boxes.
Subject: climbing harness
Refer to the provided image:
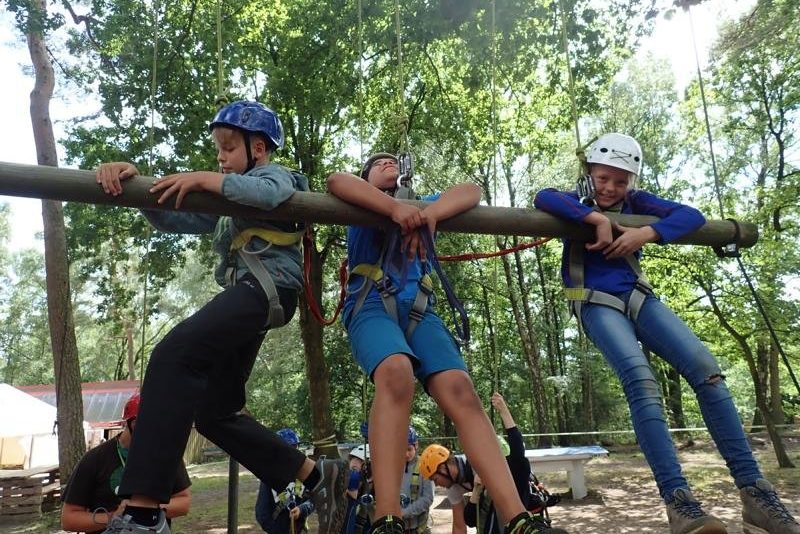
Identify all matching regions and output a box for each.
[564,202,654,329]
[219,171,309,330]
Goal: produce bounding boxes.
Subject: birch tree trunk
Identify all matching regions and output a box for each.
[25,0,85,481]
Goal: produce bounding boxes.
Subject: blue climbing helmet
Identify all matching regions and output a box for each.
[277,428,300,446]
[408,426,419,445]
[209,100,285,151]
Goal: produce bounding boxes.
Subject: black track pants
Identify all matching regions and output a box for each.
[118,275,305,503]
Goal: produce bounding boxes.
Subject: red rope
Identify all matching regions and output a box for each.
[303,230,348,326]
[302,233,552,326]
[439,237,552,261]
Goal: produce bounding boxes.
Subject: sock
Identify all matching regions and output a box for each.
[372,514,404,531]
[123,505,160,526]
[505,511,531,533]
[304,465,321,490]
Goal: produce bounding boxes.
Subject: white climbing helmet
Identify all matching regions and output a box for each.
[586,133,643,178]
[349,444,370,461]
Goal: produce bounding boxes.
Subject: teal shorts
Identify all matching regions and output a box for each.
[345,299,467,385]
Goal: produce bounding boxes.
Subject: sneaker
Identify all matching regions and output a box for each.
[309,456,348,534]
[102,510,170,533]
[740,479,800,534]
[371,514,405,534]
[666,488,728,534]
[505,511,570,534]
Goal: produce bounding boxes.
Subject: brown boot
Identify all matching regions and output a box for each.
[665,488,727,534]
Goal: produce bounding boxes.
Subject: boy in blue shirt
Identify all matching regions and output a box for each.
[534,133,799,534]
[95,101,346,534]
[327,155,557,534]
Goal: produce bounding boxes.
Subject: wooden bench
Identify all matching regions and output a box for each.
[525,446,608,499]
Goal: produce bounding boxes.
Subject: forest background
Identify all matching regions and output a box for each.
[1,0,798,482]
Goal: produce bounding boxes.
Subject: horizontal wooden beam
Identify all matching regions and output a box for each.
[0,161,757,248]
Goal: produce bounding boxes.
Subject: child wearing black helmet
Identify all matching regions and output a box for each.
[95,101,347,534]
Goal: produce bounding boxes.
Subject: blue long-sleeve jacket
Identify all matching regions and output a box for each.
[533,189,705,293]
[141,162,305,290]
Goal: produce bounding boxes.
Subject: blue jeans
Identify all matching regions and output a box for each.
[581,291,762,500]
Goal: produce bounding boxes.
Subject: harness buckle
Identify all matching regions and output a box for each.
[408,308,425,324]
[418,277,434,295]
[633,281,653,295]
[376,278,396,298]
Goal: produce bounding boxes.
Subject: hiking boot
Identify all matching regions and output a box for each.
[740,478,800,534]
[666,488,727,534]
[505,511,570,534]
[371,514,405,534]
[309,456,348,534]
[102,510,170,534]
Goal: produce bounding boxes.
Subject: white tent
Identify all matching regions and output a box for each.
[0,383,87,469]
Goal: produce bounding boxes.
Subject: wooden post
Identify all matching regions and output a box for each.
[0,161,758,248]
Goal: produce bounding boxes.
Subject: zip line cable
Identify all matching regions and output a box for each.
[139,0,160,382]
[686,6,800,396]
[490,0,501,400]
[394,0,409,152]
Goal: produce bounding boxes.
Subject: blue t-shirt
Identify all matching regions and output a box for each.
[343,193,440,324]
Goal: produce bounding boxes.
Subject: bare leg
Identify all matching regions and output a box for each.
[428,370,524,525]
[370,354,415,520]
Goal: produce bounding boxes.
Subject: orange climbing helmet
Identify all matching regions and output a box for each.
[419,443,451,479]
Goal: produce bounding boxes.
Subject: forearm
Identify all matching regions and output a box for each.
[61,506,112,532]
[163,490,191,518]
[140,209,219,234]
[424,183,481,221]
[452,509,467,534]
[327,172,398,215]
[534,188,592,221]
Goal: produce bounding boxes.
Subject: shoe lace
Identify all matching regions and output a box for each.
[750,486,799,525]
[672,490,706,520]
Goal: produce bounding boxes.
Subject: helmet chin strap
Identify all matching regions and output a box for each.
[243,132,256,173]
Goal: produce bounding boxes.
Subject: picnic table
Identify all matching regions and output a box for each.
[525,446,609,499]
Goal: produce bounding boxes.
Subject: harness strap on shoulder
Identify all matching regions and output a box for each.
[238,249,285,329]
[231,227,304,250]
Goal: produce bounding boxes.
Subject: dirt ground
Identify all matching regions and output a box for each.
[198,435,800,534]
[13,433,799,534]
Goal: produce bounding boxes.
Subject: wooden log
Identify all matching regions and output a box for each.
[0,161,757,248]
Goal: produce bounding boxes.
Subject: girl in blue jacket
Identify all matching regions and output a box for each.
[534,133,799,534]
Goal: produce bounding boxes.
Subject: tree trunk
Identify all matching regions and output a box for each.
[533,246,567,444]
[578,329,596,445]
[768,342,785,426]
[26,0,85,481]
[701,282,794,467]
[499,253,550,444]
[125,321,136,381]
[299,233,338,458]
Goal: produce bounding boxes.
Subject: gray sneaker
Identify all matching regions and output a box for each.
[740,479,800,534]
[309,457,348,534]
[102,510,170,533]
[666,488,727,534]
